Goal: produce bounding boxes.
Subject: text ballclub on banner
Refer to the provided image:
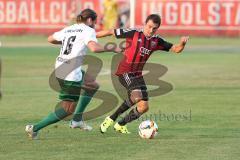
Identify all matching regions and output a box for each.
[0,0,101,34]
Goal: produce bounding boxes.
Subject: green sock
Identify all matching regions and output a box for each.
[73,89,97,122]
[33,107,69,132]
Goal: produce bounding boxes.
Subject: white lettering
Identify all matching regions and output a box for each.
[181,3,193,25]
[142,2,147,24]
[50,2,60,23]
[235,4,240,25]
[166,3,178,25]
[208,2,220,25]
[62,2,67,23]
[150,2,156,13]
[0,2,4,22]
[140,47,151,56]
[18,1,29,23]
[31,1,39,23]
[222,3,234,25]
[40,2,48,23]
[196,2,205,25]
[6,2,16,23]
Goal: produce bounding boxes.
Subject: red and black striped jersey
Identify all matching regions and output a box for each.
[114,28,173,76]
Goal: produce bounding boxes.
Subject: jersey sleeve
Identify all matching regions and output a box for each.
[114,28,136,39]
[52,28,65,41]
[157,37,173,51]
[83,29,98,45]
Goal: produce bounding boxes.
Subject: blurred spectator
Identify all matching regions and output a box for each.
[117,1,130,28]
[103,0,118,29]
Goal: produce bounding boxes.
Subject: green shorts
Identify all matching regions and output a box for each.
[58,71,85,102]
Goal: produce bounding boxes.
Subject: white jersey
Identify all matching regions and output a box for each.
[53,23,97,82]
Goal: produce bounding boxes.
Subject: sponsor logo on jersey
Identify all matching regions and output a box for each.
[140,47,151,56]
[57,57,70,64]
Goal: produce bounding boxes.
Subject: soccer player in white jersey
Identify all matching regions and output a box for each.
[25,9,122,140]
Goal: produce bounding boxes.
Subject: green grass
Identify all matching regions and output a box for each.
[1,35,240,46]
[0,37,240,160]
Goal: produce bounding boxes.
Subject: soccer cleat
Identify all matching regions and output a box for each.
[25,125,38,140]
[114,123,131,134]
[100,116,114,133]
[69,120,93,131]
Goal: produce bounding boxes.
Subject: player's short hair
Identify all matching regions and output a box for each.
[145,14,161,27]
[76,9,97,23]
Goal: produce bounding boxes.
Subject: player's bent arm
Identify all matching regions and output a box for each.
[170,44,185,54]
[170,36,189,54]
[96,29,114,38]
[47,35,62,45]
[87,41,105,52]
[87,41,122,53]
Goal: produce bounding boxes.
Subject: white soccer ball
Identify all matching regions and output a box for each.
[138,120,158,139]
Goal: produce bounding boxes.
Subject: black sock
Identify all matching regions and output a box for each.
[118,107,142,126]
[110,101,130,121]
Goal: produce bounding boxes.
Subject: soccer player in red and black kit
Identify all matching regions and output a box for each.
[98,14,189,133]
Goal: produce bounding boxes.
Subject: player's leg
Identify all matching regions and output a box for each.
[113,91,148,134]
[100,74,136,133]
[25,100,76,139]
[109,74,138,121]
[114,77,149,133]
[70,72,99,130]
[72,72,99,121]
[25,79,79,139]
[118,100,148,126]
[109,89,139,122]
[33,101,76,131]
[100,99,133,133]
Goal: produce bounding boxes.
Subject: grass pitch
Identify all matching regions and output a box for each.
[0,36,239,160]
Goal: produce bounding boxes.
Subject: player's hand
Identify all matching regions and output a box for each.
[170,36,189,54]
[180,36,189,46]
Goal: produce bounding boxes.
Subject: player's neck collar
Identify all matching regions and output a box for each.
[142,30,154,40]
[144,33,153,40]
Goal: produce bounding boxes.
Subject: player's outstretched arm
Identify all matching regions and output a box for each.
[96,29,114,38]
[170,36,189,54]
[47,35,62,45]
[87,41,122,54]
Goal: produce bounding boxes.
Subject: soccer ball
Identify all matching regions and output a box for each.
[138,120,158,139]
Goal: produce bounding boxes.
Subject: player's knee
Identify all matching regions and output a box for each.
[92,81,100,90]
[61,101,76,114]
[130,90,143,103]
[137,101,149,114]
[84,81,99,90]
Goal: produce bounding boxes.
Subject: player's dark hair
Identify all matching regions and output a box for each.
[145,14,161,27]
[76,9,97,23]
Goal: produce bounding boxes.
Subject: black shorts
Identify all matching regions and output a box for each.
[118,73,148,101]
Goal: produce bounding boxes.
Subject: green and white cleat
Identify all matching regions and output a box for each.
[69,120,93,131]
[25,125,38,140]
[114,123,130,134]
[100,116,114,133]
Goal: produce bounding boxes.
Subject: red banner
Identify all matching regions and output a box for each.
[0,0,239,36]
[135,0,240,36]
[0,0,101,35]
